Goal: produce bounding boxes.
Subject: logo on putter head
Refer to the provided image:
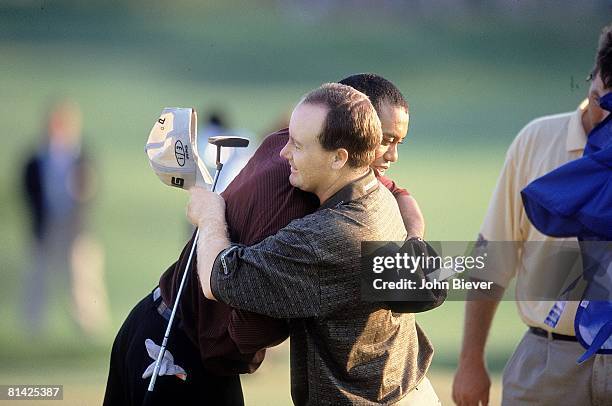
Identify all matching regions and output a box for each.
[175,140,186,167]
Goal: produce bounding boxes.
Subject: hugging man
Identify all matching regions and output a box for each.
[188,83,438,405]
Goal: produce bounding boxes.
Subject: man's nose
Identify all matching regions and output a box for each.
[384,144,398,163]
[280,142,290,160]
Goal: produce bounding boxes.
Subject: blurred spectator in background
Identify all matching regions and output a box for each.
[22,99,110,338]
[198,109,256,194]
[199,109,229,139]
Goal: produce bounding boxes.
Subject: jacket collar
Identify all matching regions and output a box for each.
[319,169,379,210]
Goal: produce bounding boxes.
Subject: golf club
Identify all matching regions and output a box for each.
[144,136,249,404]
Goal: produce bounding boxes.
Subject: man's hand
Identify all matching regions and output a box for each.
[452,298,501,406]
[452,358,491,406]
[187,187,226,227]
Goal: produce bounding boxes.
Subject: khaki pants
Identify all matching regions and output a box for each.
[502,330,612,406]
[396,377,441,405]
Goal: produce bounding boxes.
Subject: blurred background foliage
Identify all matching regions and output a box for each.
[1,1,610,404]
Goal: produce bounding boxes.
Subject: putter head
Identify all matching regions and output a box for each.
[208,136,250,148]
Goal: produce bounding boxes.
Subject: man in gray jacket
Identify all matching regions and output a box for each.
[187,83,438,405]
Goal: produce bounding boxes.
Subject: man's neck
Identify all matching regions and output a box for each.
[316,168,370,204]
[581,98,610,135]
[582,106,595,135]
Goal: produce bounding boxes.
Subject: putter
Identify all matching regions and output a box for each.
[144,136,249,404]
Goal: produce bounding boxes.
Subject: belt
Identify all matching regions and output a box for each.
[152,286,172,321]
[529,326,577,342]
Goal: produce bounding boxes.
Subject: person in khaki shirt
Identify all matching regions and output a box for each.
[453,23,612,406]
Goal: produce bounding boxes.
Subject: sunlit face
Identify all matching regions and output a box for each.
[371,101,409,176]
[280,102,335,196]
[585,72,611,131]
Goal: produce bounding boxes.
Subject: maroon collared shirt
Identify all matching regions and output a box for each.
[159,128,409,374]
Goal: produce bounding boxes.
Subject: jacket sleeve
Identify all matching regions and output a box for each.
[207,205,373,320]
[210,222,324,318]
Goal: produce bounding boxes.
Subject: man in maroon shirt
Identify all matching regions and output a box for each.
[103,73,421,405]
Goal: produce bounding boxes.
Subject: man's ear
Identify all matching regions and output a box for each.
[331,148,349,170]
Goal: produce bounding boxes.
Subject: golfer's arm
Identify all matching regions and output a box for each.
[396,194,425,238]
[207,227,325,319]
[196,219,231,301]
[459,285,504,365]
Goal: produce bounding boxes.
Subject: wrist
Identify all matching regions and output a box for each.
[459,350,486,366]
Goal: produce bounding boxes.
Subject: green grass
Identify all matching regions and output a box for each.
[0,3,607,404]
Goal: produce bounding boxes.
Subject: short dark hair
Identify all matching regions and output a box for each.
[301,83,382,168]
[338,73,409,113]
[592,23,612,88]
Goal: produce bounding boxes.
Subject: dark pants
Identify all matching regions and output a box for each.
[103,290,244,406]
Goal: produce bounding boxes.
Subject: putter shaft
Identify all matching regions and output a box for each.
[147,166,222,393]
